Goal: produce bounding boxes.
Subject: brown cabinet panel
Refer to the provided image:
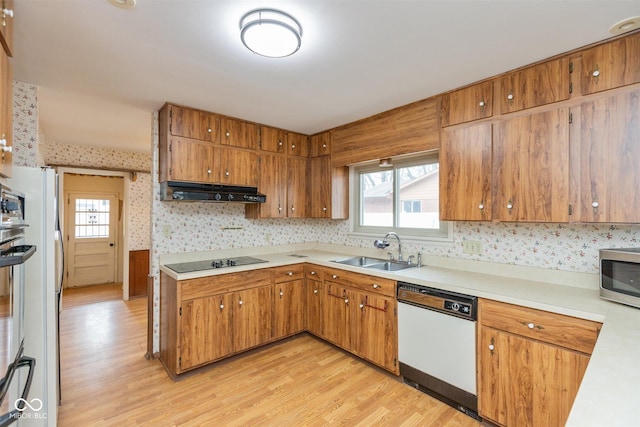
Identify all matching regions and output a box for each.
[353,291,398,374]
[180,269,271,301]
[232,285,272,353]
[310,131,331,157]
[273,264,304,283]
[309,156,348,219]
[305,270,323,337]
[167,137,217,183]
[323,267,396,298]
[439,123,492,220]
[170,105,218,142]
[571,89,640,222]
[179,294,232,371]
[441,81,493,127]
[0,0,13,57]
[580,33,640,95]
[499,57,570,114]
[260,125,286,153]
[217,147,258,187]
[128,249,149,297]
[331,98,439,166]
[273,279,306,339]
[287,131,309,157]
[245,153,287,219]
[287,156,308,217]
[0,47,11,177]
[493,108,570,222]
[322,283,351,350]
[220,117,258,150]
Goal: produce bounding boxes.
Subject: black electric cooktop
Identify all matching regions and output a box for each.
[165,256,268,273]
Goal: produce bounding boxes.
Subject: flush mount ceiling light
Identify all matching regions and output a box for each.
[239,8,302,58]
[379,158,393,168]
[108,0,136,9]
[609,16,640,34]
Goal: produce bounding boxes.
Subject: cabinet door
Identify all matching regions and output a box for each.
[260,126,286,153]
[441,80,493,127]
[273,280,306,339]
[572,90,640,222]
[287,131,309,157]
[494,108,569,222]
[217,147,258,187]
[0,47,11,177]
[499,57,570,114]
[322,283,351,350]
[439,123,492,220]
[0,0,13,57]
[305,278,323,337]
[232,285,272,353]
[310,131,331,157]
[245,153,287,219]
[287,156,308,217]
[170,105,217,142]
[309,156,331,218]
[353,291,398,374]
[168,137,217,183]
[478,326,589,427]
[221,117,258,150]
[581,33,640,95]
[180,294,232,371]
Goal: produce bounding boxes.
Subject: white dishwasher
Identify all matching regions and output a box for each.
[397,282,480,420]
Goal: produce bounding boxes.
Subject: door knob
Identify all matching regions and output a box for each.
[109,243,114,247]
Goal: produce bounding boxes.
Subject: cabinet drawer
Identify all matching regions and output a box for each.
[273,264,305,283]
[324,268,396,297]
[479,299,601,354]
[440,80,494,127]
[304,264,324,281]
[180,269,272,300]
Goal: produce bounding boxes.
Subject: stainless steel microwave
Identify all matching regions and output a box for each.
[600,248,640,308]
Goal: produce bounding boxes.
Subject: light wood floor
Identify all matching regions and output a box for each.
[58,290,481,426]
[62,283,123,309]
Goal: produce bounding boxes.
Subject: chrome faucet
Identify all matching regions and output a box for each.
[385,232,402,261]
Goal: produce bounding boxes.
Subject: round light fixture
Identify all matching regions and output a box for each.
[239,8,302,58]
[609,16,640,34]
[108,0,136,9]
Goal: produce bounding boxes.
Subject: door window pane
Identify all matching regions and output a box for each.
[75,199,110,238]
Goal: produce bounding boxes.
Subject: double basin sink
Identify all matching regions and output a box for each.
[332,256,415,271]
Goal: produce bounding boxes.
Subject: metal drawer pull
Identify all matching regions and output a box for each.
[287,272,293,276]
[522,321,544,330]
[372,283,379,289]
[310,271,316,275]
[332,274,338,279]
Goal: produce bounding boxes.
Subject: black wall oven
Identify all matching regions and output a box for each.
[0,185,36,426]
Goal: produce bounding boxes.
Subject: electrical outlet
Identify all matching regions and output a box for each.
[463,240,483,255]
[265,233,272,243]
[162,224,172,239]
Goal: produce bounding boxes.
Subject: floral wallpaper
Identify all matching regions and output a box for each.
[12,81,39,167]
[41,141,151,172]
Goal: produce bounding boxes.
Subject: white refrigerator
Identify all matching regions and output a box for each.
[8,166,60,426]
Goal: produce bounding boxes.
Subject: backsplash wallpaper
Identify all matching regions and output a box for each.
[149,112,640,352]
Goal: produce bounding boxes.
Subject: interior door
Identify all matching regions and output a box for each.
[65,193,118,287]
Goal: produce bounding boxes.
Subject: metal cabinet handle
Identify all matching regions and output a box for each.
[225,170,230,176]
[238,299,243,306]
[291,144,296,149]
[279,290,283,298]
[207,168,211,175]
[291,207,295,212]
[219,303,224,310]
[372,284,379,289]
[479,100,486,107]
[592,69,600,78]
[332,274,338,279]
[207,128,212,133]
[322,144,327,148]
[278,140,283,146]
[359,303,364,310]
[322,207,327,212]
[310,271,316,275]
[226,131,230,137]
[488,344,495,351]
[478,203,484,210]
[344,298,349,304]
[313,289,318,295]
[527,322,534,329]
[507,92,514,100]
[287,272,293,276]
[592,201,599,208]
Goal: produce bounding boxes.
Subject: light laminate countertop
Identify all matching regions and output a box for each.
[159,246,640,427]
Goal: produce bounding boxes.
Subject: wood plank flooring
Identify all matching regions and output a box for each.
[58,289,481,426]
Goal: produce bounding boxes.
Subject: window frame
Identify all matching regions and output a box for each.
[350,153,453,242]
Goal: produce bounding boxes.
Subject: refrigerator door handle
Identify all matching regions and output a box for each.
[54,230,64,294]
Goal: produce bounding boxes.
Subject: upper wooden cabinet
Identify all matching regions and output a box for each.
[310,131,331,157]
[220,117,258,150]
[170,104,219,142]
[287,156,308,217]
[0,0,14,57]
[493,108,570,222]
[440,81,493,127]
[217,147,258,187]
[498,58,570,114]
[309,156,348,219]
[331,98,439,166]
[160,137,216,183]
[580,33,640,95]
[570,89,640,223]
[246,153,287,219]
[287,131,309,157]
[260,126,286,153]
[439,123,493,221]
[0,46,12,177]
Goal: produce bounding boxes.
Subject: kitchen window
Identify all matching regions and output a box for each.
[352,153,451,240]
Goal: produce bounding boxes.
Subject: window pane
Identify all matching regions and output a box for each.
[397,164,440,229]
[74,199,110,238]
[360,170,393,227]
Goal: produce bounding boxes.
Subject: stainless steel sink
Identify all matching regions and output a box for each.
[332,256,387,267]
[332,256,415,271]
[365,261,416,271]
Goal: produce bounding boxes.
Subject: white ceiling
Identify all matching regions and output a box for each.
[12,0,640,153]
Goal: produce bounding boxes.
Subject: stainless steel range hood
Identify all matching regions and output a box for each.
[160,181,266,203]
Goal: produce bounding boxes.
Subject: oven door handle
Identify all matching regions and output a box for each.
[0,356,36,427]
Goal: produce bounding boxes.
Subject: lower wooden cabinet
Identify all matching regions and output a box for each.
[304,265,323,336]
[477,298,601,427]
[273,265,306,339]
